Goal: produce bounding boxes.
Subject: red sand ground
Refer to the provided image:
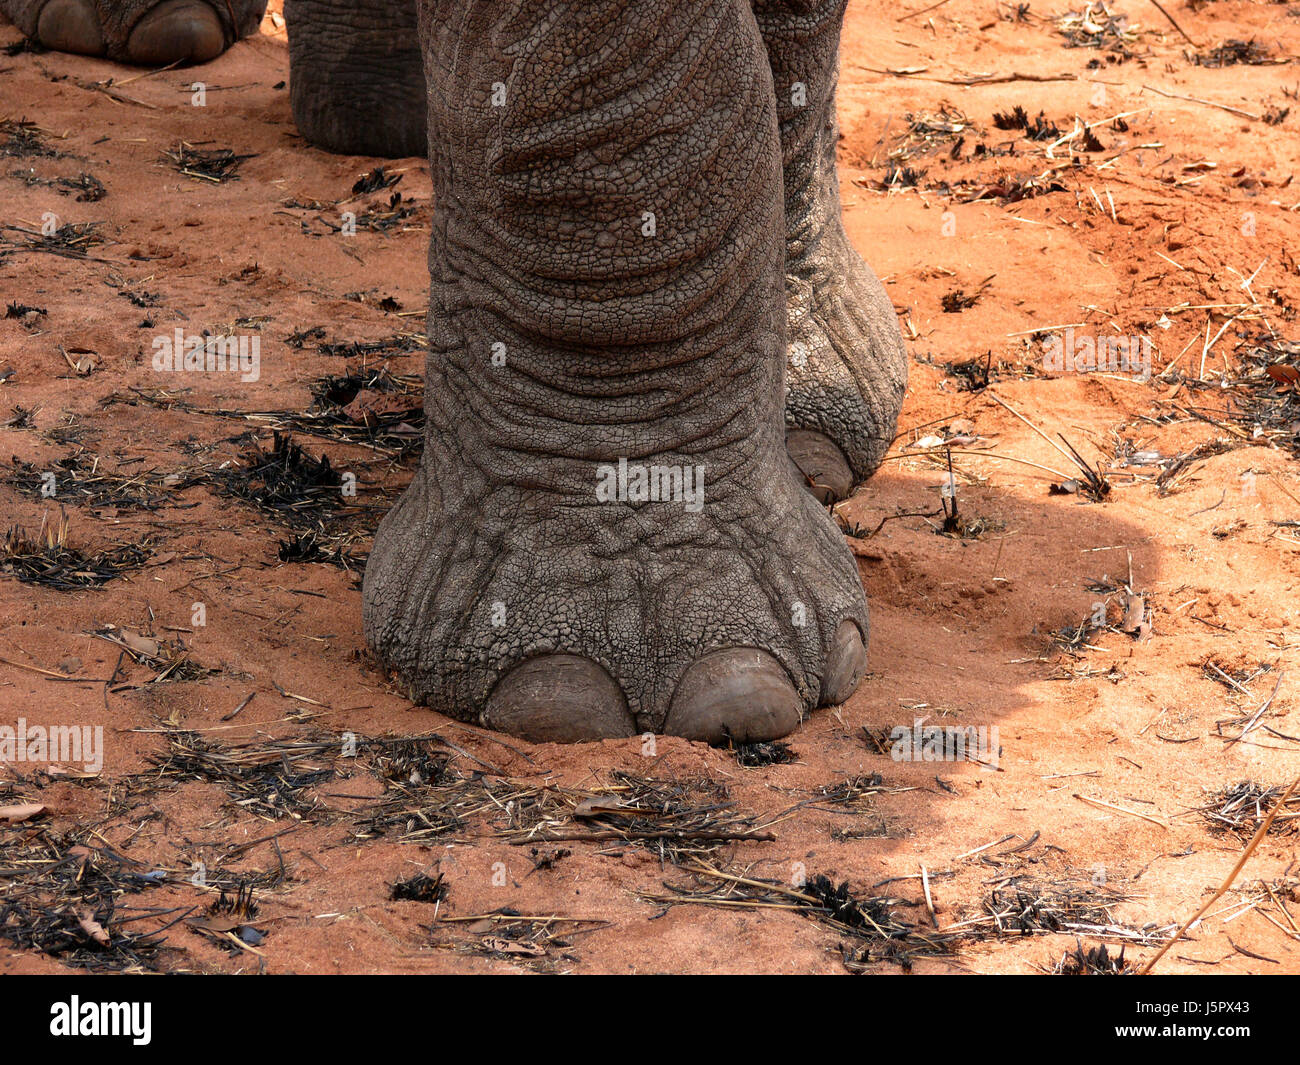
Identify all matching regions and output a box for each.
[1,0,1297,974]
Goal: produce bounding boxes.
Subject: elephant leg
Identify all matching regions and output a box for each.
[1,0,265,63]
[283,0,426,157]
[753,0,907,500]
[362,0,869,744]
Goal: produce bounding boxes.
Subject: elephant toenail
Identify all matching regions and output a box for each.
[786,429,854,504]
[36,0,105,55]
[127,0,226,65]
[821,619,867,706]
[664,648,801,744]
[482,655,636,744]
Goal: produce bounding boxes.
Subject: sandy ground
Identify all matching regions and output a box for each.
[1,0,1298,975]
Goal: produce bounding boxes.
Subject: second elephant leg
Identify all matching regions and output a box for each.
[754,0,908,500]
[283,0,426,158]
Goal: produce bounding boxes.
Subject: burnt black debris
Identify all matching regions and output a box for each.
[1054,939,1133,974]
[1,513,152,589]
[992,105,1062,141]
[160,142,255,183]
[218,431,343,526]
[352,166,402,196]
[389,871,447,903]
[729,738,798,767]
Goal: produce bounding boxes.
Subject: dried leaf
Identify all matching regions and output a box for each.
[120,630,161,658]
[46,764,100,779]
[480,937,546,957]
[1266,365,1300,390]
[573,795,633,819]
[0,803,46,823]
[1121,594,1146,633]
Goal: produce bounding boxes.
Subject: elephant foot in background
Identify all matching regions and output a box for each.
[1,0,267,64]
[757,0,908,504]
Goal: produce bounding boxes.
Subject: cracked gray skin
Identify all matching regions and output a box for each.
[7,0,908,744]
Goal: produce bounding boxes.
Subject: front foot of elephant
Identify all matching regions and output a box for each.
[4,0,265,63]
[283,0,426,157]
[363,449,870,745]
[362,0,872,744]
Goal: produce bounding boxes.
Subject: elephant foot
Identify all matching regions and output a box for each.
[283,0,427,158]
[7,0,266,63]
[362,0,871,744]
[365,458,870,744]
